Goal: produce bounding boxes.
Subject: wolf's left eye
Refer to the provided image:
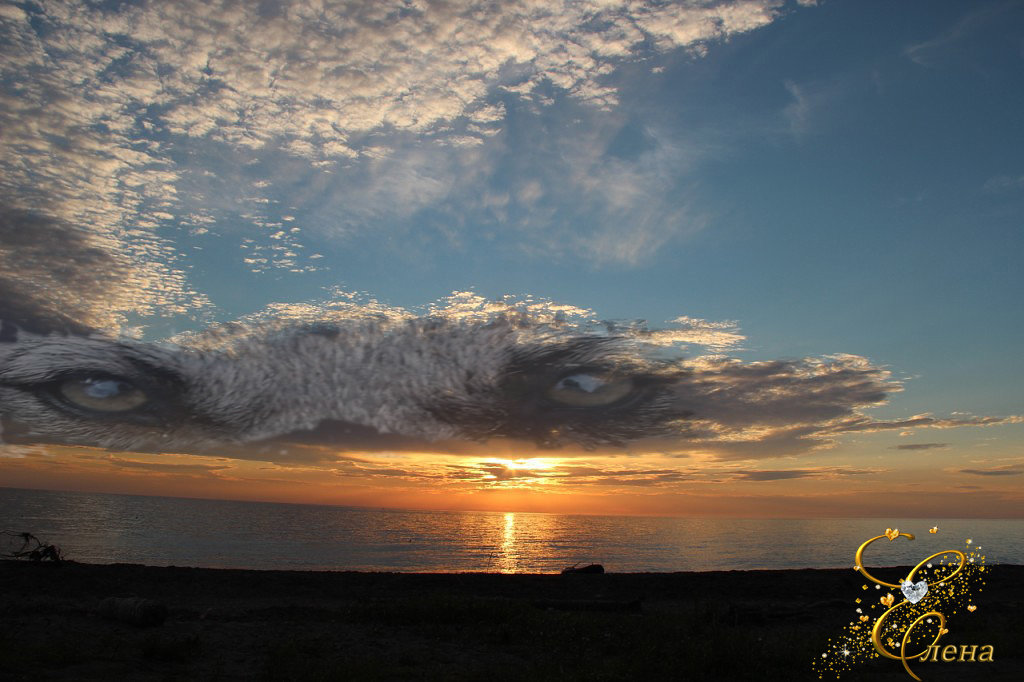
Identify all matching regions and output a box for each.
[547,373,634,407]
[58,376,149,412]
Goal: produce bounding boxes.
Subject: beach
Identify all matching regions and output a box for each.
[2,560,1020,681]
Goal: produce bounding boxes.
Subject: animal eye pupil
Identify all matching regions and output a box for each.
[547,373,634,407]
[83,379,124,398]
[558,375,604,392]
[58,376,149,412]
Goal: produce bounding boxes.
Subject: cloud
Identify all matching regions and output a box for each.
[0,0,800,310]
[436,458,887,490]
[659,317,745,350]
[904,3,1016,68]
[442,460,700,487]
[889,443,949,451]
[5,290,1018,468]
[730,466,879,481]
[983,174,1024,193]
[682,354,898,424]
[0,206,208,332]
[637,356,1023,461]
[783,80,812,134]
[959,466,1023,477]
[555,467,694,487]
[827,414,1023,433]
[105,455,229,475]
[781,77,846,138]
[172,290,746,353]
[6,0,777,158]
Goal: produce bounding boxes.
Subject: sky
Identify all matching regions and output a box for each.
[1,0,1022,517]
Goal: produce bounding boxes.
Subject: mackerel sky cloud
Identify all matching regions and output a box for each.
[0,0,788,322]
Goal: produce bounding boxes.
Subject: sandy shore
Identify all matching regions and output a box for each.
[1,561,1020,680]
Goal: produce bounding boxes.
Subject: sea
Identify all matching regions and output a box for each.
[2,487,1022,573]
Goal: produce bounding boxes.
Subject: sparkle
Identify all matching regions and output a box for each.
[814,530,988,679]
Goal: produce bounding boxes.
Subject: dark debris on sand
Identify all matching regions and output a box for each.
[1,561,1021,681]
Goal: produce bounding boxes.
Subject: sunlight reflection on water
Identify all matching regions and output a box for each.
[2,487,1022,572]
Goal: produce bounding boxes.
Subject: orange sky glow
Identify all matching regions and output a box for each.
[4,426,1022,518]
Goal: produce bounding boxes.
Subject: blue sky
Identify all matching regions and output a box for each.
[1,0,1022,514]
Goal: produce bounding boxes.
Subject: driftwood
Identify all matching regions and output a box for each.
[1,531,63,562]
[97,597,168,627]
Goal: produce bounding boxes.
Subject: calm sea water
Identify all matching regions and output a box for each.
[2,487,1022,572]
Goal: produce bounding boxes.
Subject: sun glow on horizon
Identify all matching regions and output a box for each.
[491,458,557,471]
[481,458,562,485]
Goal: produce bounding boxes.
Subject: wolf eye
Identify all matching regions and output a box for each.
[58,376,149,412]
[547,373,634,407]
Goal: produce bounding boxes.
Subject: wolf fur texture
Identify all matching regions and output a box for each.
[0,315,689,456]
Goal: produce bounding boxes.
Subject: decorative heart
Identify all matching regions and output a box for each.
[881,593,895,607]
[885,528,900,541]
[967,604,977,612]
[901,580,928,604]
[940,628,949,635]
[859,615,869,622]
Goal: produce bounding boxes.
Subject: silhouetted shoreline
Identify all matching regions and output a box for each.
[2,561,1020,680]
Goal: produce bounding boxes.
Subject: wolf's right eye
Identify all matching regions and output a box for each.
[57,376,149,412]
[546,373,635,407]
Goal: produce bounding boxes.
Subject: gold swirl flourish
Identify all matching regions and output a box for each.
[855,532,967,680]
[899,611,946,681]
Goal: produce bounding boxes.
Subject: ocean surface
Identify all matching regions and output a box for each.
[2,487,1022,573]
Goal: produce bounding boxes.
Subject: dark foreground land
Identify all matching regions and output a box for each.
[1,561,1021,681]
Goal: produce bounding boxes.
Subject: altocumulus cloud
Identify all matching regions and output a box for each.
[0,206,208,333]
[0,0,802,331]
